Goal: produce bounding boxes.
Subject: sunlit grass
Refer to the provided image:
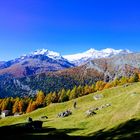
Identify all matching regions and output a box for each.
[1,82,140,137]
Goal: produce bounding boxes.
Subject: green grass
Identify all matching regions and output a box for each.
[1,82,140,139]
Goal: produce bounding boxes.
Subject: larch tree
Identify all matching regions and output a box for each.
[36,90,45,107]
[26,100,33,113]
[12,98,20,114]
[45,93,53,105]
[51,92,58,103]
[69,86,77,100]
[58,88,68,102]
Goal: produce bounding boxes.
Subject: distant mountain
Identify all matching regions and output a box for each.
[63,48,132,65]
[0,48,132,78]
[1,52,140,98]
[0,49,74,77]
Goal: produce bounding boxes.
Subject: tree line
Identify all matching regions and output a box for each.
[0,73,139,114]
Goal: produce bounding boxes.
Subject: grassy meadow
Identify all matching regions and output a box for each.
[1,82,140,140]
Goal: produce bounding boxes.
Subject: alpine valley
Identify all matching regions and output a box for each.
[1,48,139,98]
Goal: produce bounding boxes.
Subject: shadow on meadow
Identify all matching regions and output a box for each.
[1,118,140,140]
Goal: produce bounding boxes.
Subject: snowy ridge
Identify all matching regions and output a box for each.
[63,48,132,65]
[15,48,132,66]
[31,49,62,60]
[20,49,64,60]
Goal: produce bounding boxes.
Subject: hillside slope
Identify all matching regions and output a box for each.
[1,53,140,98]
[1,82,140,139]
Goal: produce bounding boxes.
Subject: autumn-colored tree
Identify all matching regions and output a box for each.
[66,89,71,98]
[51,91,59,103]
[36,91,45,107]
[26,100,33,113]
[112,78,120,87]
[0,99,3,111]
[84,85,91,95]
[1,99,8,111]
[119,77,128,85]
[128,76,134,83]
[45,93,53,105]
[31,101,37,112]
[90,84,95,93]
[133,73,139,82]
[58,89,68,102]
[69,86,77,100]
[18,100,27,113]
[1,98,13,111]
[12,98,20,114]
[104,82,113,89]
[95,81,106,91]
[138,73,140,80]
[77,85,84,97]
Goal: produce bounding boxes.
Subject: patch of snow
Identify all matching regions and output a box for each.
[63,48,132,65]
[31,49,63,60]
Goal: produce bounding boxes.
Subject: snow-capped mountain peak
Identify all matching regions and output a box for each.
[31,49,62,60]
[19,49,64,61]
[85,48,97,53]
[101,48,131,54]
[63,48,132,65]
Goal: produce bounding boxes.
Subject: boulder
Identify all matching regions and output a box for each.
[86,109,96,117]
[93,94,104,100]
[57,110,72,118]
[40,116,48,119]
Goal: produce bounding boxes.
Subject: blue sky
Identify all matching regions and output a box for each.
[0,0,140,60]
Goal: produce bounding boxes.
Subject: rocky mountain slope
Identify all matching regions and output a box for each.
[0,49,74,77]
[0,52,140,98]
[0,48,132,78]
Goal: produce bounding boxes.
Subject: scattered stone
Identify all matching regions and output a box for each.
[93,94,104,100]
[40,116,48,120]
[14,112,22,116]
[86,103,112,116]
[57,109,72,118]
[99,103,111,110]
[86,109,96,117]
[123,84,129,87]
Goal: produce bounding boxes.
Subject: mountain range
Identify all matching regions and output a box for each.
[1,48,140,98]
[63,48,131,65]
[0,49,74,77]
[0,48,132,77]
